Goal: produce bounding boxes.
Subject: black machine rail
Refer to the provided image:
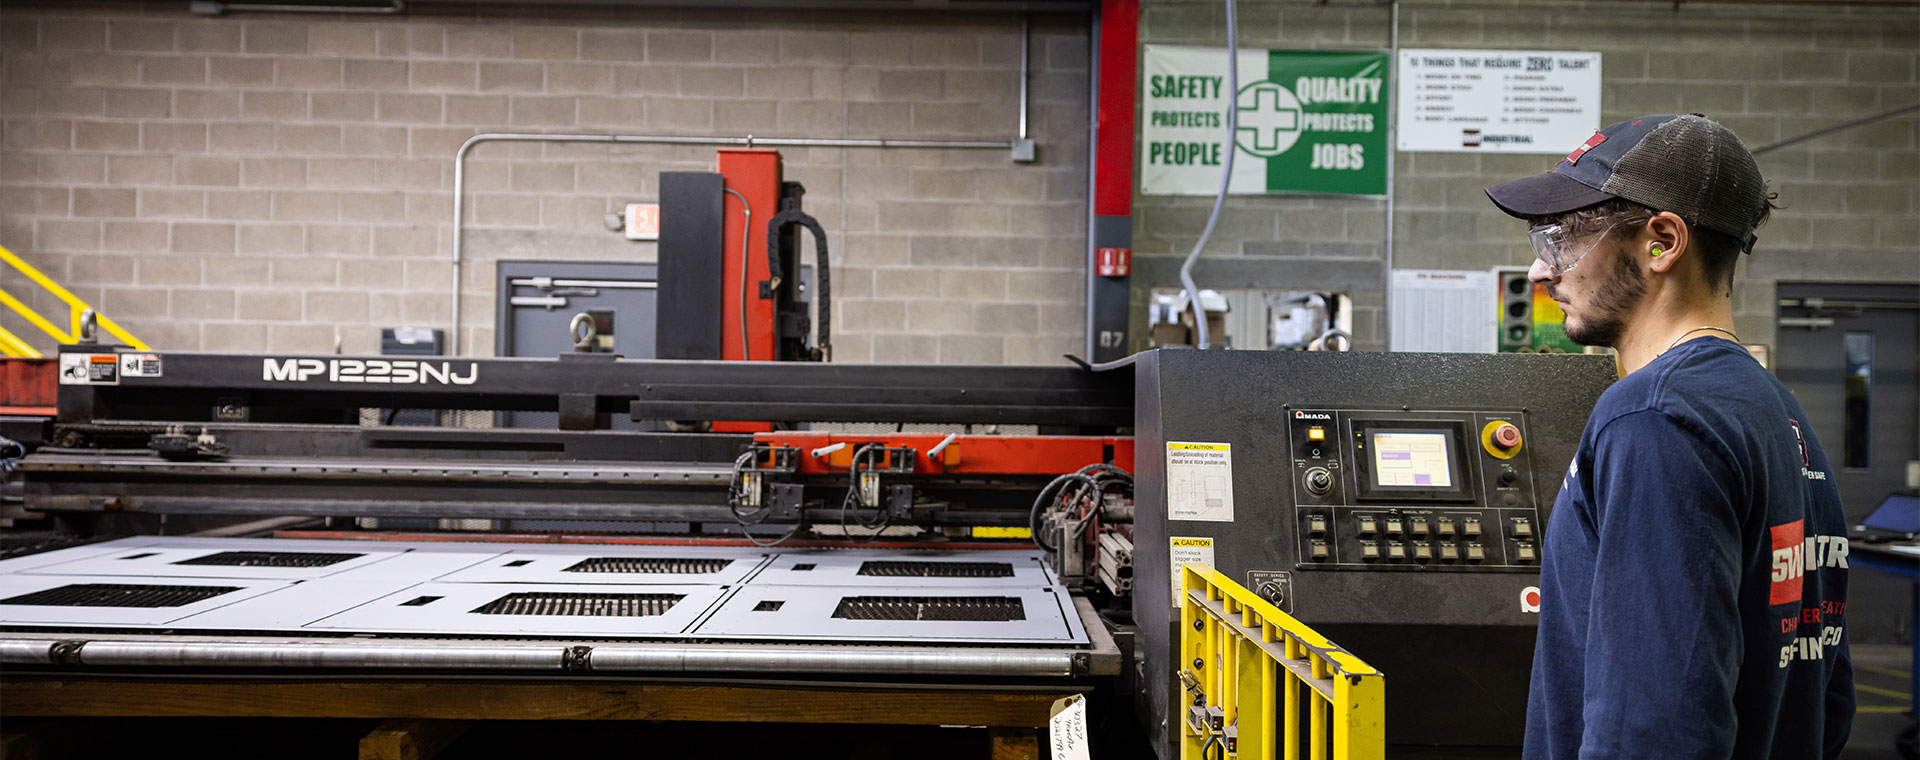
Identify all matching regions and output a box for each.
[51,349,1132,429]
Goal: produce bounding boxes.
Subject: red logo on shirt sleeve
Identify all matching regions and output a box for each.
[1769,519,1806,605]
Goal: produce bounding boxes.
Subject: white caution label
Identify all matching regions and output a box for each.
[1170,536,1216,608]
[1166,442,1235,522]
[119,353,162,378]
[58,354,118,385]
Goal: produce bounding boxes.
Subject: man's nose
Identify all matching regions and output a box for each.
[1528,256,1556,285]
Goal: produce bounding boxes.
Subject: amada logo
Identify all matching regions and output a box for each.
[1520,586,1540,614]
[1293,411,1331,420]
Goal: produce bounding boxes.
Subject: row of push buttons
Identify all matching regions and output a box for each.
[1306,540,1537,563]
[1309,514,1533,540]
[1351,515,1479,538]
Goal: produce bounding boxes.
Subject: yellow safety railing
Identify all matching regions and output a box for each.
[0,243,148,357]
[1179,563,1385,760]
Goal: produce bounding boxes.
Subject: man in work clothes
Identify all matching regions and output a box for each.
[1485,113,1854,758]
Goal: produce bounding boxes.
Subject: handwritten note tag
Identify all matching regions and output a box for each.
[1049,693,1091,760]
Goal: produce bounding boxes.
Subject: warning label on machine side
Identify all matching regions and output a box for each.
[1170,536,1216,608]
[1166,442,1235,522]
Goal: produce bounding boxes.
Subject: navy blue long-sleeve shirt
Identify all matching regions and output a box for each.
[1525,338,1853,759]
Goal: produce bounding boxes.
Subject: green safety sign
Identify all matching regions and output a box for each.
[1142,46,1390,196]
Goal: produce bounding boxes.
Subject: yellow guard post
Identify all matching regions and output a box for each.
[1179,563,1385,760]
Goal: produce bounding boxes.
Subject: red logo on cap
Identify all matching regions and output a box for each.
[1565,133,1607,165]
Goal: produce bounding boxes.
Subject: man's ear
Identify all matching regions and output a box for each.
[1645,212,1689,274]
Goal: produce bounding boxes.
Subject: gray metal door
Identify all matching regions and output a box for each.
[496,261,658,430]
[1777,282,1920,643]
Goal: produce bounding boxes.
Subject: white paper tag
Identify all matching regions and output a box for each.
[1048,693,1091,760]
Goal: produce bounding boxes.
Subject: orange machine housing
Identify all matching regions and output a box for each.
[717,149,782,364]
[712,149,786,434]
[752,432,1136,477]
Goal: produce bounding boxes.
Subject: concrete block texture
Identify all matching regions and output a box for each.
[1137,0,1918,353]
[1,4,1089,361]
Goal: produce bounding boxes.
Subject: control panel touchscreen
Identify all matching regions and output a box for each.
[1371,432,1451,487]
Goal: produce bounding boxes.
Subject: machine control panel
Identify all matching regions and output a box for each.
[1288,408,1539,572]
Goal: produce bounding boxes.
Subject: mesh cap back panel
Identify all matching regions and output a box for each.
[1601,115,1765,241]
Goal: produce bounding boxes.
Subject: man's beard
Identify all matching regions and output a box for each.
[1552,250,1644,347]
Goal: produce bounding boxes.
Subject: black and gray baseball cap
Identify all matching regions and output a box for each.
[1485,114,1767,253]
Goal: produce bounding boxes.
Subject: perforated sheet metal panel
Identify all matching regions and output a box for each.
[752,550,1054,588]
[471,591,685,617]
[0,574,291,627]
[695,585,1085,644]
[830,595,1025,621]
[173,551,363,568]
[0,583,243,608]
[23,537,408,580]
[433,546,766,586]
[305,582,724,637]
[855,561,1015,579]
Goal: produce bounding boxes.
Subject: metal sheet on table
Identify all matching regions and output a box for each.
[694,584,1086,644]
[752,549,1056,588]
[304,582,726,637]
[434,545,770,586]
[0,574,294,627]
[23,538,410,581]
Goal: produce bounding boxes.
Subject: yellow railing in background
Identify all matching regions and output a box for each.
[0,244,148,357]
[1180,563,1385,760]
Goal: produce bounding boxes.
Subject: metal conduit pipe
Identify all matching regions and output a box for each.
[450,131,1022,356]
[588,645,1078,677]
[0,638,1078,677]
[64,641,566,670]
[0,639,54,665]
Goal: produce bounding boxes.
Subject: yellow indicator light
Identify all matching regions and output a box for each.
[1307,427,1325,441]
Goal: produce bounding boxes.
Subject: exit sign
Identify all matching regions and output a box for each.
[624,203,660,241]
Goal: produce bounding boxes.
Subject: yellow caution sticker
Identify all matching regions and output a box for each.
[1170,536,1215,608]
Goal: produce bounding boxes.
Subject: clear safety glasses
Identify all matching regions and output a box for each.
[1527,222,1627,277]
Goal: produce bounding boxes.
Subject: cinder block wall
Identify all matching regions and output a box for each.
[0,2,1091,363]
[1136,0,1920,352]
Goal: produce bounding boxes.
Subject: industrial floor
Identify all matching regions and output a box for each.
[1844,643,1917,760]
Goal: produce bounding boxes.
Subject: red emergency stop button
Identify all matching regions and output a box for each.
[1493,423,1521,448]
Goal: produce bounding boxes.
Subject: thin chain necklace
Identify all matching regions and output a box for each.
[1660,325,1740,357]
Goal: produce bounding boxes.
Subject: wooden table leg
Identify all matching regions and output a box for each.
[988,726,1040,760]
[358,719,473,760]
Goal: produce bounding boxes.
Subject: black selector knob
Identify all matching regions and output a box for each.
[1304,467,1333,496]
[1499,468,1517,485]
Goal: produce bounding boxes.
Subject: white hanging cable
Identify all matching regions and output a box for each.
[1179,0,1238,350]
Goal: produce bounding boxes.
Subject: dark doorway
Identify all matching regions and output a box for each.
[1777,282,1920,643]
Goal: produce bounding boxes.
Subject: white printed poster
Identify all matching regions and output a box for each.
[1390,269,1497,354]
[1166,442,1235,522]
[1397,49,1602,154]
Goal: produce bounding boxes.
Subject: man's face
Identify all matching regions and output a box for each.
[1529,228,1644,348]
